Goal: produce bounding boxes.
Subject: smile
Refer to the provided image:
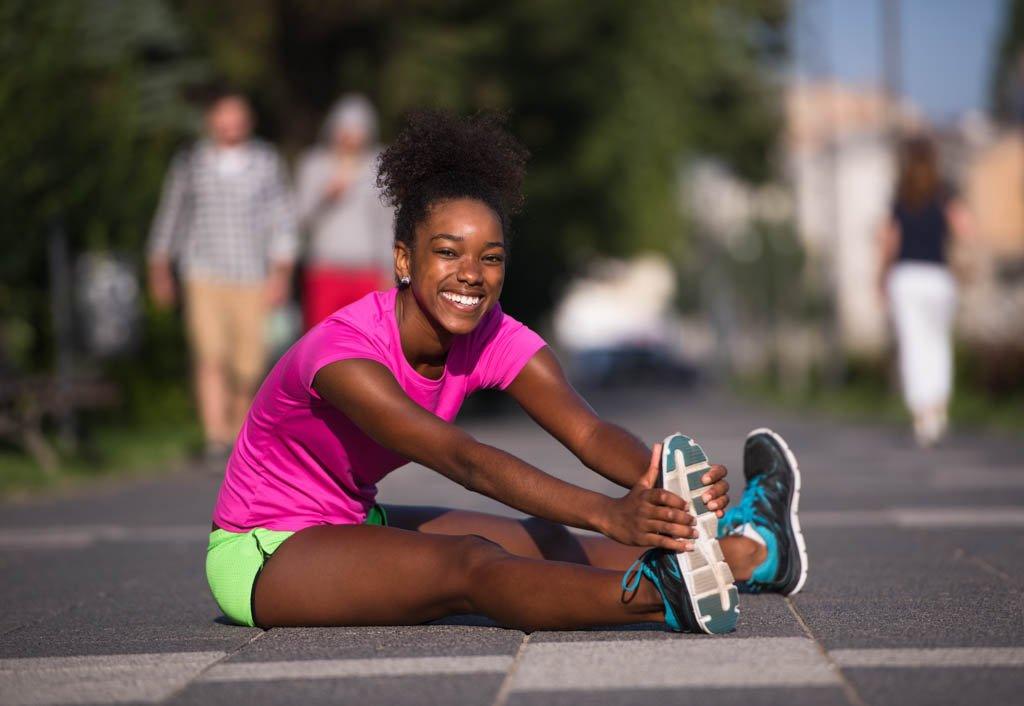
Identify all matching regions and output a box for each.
[441,291,483,310]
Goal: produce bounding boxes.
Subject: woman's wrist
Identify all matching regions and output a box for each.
[584,494,615,536]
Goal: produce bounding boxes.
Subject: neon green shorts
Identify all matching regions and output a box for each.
[206,505,388,628]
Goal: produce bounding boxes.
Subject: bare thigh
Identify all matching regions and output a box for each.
[384,505,642,571]
[253,524,485,628]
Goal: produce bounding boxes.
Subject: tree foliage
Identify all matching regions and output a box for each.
[3,0,785,370]
[991,0,1024,122]
[0,0,203,369]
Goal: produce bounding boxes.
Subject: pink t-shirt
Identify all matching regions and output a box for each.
[212,287,547,532]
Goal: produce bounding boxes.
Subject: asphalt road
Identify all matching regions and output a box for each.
[2,386,1022,706]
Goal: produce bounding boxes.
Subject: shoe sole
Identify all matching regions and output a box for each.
[746,427,808,596]
[661,433,739,634]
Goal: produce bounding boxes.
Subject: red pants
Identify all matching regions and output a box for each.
[303,266,386,330]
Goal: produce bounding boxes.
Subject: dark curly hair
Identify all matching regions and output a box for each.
[376,110,529,248]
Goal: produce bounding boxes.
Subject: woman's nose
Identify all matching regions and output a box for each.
[457,258,483,284]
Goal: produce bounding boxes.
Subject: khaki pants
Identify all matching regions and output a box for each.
[184,280,267,391]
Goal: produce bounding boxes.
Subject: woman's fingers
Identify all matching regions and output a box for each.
[636,443,662,490]
[645,533,694,552]
[702,479,730,509]
[645,504,694,527]
[644,488,689,511]
[644,519,698,539]
[709,497,731,515]
[701,464,728,485]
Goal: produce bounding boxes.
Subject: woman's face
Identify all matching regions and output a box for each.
[396,198,506,337]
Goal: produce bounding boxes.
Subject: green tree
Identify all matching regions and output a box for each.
[0,0,203,369]
[990,0,1024,122]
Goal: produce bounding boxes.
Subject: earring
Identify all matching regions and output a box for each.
[399,275,411,286]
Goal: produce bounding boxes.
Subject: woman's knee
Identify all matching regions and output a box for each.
[454,533,509,579]
[458,533,508,567]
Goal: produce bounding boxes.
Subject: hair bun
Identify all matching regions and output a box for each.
[377,110,528,217]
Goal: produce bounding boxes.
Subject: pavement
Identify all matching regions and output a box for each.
[1,386,1022,706]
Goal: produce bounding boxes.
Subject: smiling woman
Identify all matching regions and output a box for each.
[204,111,806,635]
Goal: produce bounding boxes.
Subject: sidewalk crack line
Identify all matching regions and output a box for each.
[491,632,530,706]
[786,597,869,706]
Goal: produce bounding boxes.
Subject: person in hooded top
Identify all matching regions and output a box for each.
[297,94,395,330]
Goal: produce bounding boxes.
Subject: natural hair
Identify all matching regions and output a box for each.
[376,110,529,248]
[896,136,940,209]
[198,84,249,112]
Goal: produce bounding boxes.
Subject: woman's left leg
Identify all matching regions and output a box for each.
[384,505,764,579]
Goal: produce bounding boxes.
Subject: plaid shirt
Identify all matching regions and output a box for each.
[147,139,298,283]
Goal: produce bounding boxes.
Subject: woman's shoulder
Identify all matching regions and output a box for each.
[461,303,547,389]
[464,303,546,358]
[321,289,395,341]
[289,289,399,391]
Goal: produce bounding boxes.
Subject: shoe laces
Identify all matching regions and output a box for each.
[729,474,769,528]
[621,549,657,594]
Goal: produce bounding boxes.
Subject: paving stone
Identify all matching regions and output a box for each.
[227,625,524,661]
[511,637,838,691]
[843,667,1024,706]
[169,673,504,706]
[790,527,1024,649]
[506,686,851,706]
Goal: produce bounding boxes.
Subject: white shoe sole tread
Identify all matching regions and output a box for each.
[661,433,739,634]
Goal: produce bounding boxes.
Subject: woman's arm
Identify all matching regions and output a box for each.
[296,155,331,229]
[505,348,731,516]
[945,197,977,283]
[946,198,974,243]
[313,358,698,551]
[876,216,901,299]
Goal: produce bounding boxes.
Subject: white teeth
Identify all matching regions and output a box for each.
[442,292,482,307]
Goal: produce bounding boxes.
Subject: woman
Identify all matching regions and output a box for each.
[878,136,972,447]
[296,94,394,330]
[206,112,807,634]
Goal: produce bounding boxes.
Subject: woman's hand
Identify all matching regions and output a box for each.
[599,444,698,551]
[147,259,176,309]
[701,463,731,518]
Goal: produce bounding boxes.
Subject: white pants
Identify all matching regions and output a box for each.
[887,263,957,414]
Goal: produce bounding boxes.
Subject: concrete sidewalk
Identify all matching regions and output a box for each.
[1,388,1022,706]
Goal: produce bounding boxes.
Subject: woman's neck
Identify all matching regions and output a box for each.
[395,287,453,378]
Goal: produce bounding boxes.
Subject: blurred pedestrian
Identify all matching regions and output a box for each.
[147,90,298,462]
[877,136,972,447]
[296,94,393,330]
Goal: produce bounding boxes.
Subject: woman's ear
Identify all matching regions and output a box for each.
[394,241,412,283]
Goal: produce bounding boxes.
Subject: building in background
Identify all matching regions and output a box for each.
[788,80,1024,370]
[786,82,922,357]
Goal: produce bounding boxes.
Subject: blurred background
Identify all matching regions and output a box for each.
[1,0,1021,493]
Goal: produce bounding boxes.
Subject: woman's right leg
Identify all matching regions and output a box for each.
[385,505,765,579]
[253,524,664,632]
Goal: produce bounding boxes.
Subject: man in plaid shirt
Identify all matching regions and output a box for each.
[147,91,298,461]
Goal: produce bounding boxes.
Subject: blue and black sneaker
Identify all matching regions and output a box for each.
[622,547,738,634]
[719,428,808,595]
[621,433,739,635]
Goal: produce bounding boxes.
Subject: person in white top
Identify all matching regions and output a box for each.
[296,94,394,330]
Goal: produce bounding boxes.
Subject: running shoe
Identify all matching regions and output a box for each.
[621,433,739,634]
[719,428,808,595]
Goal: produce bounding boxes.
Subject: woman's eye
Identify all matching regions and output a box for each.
[435,248,457,258]
[484,255,505,264]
